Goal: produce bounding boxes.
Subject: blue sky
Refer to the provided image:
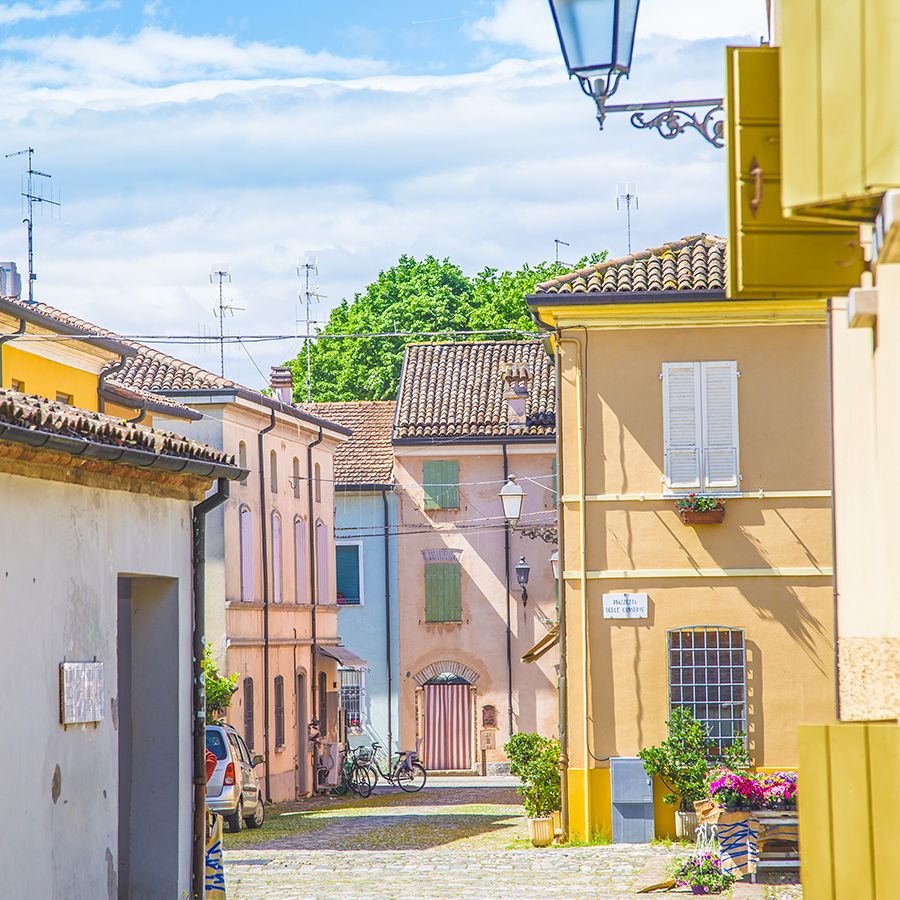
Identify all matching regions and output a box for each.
[0,1,767,387]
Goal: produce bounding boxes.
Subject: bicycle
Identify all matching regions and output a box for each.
[329,746,375,798]
[361,740,427,793]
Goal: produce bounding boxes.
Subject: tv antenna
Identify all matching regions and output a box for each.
[210,268,243,377]
[297,256,326,403]
[616,183,638,254]
[5,147,61,304]
[554,238,571,273]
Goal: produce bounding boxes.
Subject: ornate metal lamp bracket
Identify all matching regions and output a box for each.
[605,98,725,148]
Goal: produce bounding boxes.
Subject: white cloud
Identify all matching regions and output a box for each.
[0,0,88,24]
[468,0,559,54]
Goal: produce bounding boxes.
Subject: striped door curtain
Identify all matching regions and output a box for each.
[423,683,472,771]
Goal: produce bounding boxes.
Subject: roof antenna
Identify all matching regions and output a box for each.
[5,147,61,304]
[296,256,327,403]
[554,238,570,274]
[210,268,243,377]
[616,183,638,255]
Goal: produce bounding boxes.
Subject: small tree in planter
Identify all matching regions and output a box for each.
[203,644,239,723]
[505,733,561,847]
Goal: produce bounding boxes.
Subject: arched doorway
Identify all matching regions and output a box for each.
[416,662,479,772]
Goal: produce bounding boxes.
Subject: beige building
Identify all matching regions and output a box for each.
[393,341,559,773]
[528,235,836,839]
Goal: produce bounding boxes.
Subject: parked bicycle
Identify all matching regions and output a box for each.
[329,746,374,798]
[358,740,427,793]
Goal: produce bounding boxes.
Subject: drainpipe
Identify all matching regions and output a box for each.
[502,443,515,739]
[825,299,841,719]
[97,357,129,414]
[258,409,277,802]
[307,425,324,789]
[0,316,26,385]
[191,477,230,900]
[381,488,394,757]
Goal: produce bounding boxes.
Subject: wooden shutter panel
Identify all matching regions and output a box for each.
[243,677,254,748]
[423,460,459,510]
[662,363,702,489]
[701,362,740,490]
[425,562,462,622]
[274,675,285,747]
[335,545,360,604]
[240,507,253,601]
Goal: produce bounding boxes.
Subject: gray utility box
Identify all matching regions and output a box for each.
[610,757,655,843]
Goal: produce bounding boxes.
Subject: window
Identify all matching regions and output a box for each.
[424,561,462,622]
[314,462,322,503]
[294,517,307,603]
[315,519,329,603]
[662,361,740,491]
[423,460,460,510]
[243,676,254,749]
[292,456,301,499]
[274,675,285,748]
[550,457,558,506]
[340,669,364,733]
[270,450,278,493]
[271,511,283,603]
[239,506,253,601]
[238,441,248,486]
[668,626,747,750]
[10,378,24,392]
[55,391,74,405]
[336,543,362,605]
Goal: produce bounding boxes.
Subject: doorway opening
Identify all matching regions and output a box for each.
[423,674,473,771]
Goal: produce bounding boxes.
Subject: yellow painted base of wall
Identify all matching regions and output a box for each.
[566,768,677,841]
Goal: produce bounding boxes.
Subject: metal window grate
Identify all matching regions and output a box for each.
[274,675,285,748]
[340,669,363,733]
[667,626,746,749]
[243,676,254,749]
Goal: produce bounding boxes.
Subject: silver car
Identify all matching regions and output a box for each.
[206,724,265,831]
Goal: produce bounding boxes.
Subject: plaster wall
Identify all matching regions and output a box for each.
[395,445,559,770]
[1,470,194,900]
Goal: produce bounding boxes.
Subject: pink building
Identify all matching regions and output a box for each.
[393,341,559,773]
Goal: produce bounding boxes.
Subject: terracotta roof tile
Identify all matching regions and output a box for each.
[301,401,395,486]
[534,234,726,295]
[394,340,555,441]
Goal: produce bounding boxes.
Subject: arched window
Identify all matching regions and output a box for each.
[243,676,254,748]
[294,517,307,604]
[292,456,301,499]
[314,462,322,503]
[315,518,329,603]
[271,511,283,603]
[270,449,278,493]
[238,441,248,485]
[239,505,253,601]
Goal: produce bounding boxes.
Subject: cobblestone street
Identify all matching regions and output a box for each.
[222,784,802,899]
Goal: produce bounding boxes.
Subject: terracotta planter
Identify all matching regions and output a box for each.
[676,810,699,840]
[678,506,725,525]
[528,816,555,847]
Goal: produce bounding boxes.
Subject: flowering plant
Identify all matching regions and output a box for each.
[758,771,798,809]
[708,769,798,810]
[675,493,726,512]
[673,852,736,894]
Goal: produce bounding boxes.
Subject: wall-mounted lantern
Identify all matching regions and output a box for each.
[549,550,560,581]
[515,556,531,605]
[500,475,526,525]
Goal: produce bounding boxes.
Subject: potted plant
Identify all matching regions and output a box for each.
[505,733,561,847]
[673,852,736,895]
[676,494,726,525]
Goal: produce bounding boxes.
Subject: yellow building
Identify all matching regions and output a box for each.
[726,4,900,895]
[528,235,836,840]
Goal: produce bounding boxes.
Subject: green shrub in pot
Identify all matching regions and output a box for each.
[504,733,561,819]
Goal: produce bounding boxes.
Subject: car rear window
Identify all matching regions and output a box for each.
[206,729,228,760]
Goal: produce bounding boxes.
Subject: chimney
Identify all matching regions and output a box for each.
[270,366,294,405]
[501,362,531,429]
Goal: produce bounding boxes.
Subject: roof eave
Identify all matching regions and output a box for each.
[392,433,556,447]
[526,289,728,307]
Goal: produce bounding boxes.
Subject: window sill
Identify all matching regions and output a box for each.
[275,744,286,753]
[424,620,463,626]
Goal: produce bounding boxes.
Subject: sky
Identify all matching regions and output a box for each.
[0,0,768,389]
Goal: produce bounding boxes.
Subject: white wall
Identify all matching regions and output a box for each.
[1,470,195,900]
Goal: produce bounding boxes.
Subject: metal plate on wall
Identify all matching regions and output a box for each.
[59,661,104,725]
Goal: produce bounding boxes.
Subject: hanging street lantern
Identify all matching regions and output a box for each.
[515,556,531,605]
[546,0,725,147]
[500,475,526,525]
[549,550,561,580]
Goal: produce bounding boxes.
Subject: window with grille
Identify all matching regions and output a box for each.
[336,543,362,605]
[274,675,285,748]
[668,626,747,749]
[340,669,364,733]
[243,676,255,749]
[423,460,460,510]
[424,561,462,622]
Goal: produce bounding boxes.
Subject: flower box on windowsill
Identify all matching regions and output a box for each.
[679,507,725,525]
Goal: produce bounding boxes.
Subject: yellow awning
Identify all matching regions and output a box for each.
[521,624,559,664]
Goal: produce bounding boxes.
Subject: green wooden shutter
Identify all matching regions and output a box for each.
[424,562,462,622]
[335,544,360,604]
[423,460,459,510]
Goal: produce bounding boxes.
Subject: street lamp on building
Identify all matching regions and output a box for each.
[515,556,531,605]
[500,475,526,525]
[547,0,725,147]
[550,550,560,580]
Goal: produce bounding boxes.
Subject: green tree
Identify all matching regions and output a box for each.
[504,732,561,818]
[203,645,239,723]
[285,252,607,402]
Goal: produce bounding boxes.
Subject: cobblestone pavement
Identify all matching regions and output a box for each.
[222,786,802,899]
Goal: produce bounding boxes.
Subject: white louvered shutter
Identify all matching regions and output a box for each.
[662,363,702,489]
[701,361,740,489]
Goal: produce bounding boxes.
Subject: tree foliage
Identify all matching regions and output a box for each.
[203,644,239,723]
[285,252,606,402]
[505,732,561,818]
